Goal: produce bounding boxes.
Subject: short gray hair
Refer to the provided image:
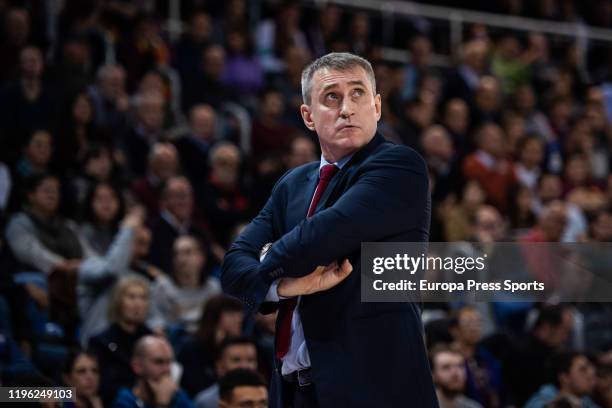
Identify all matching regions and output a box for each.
[301,52,376,105]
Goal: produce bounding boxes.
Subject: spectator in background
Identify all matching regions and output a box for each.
[221,29,264,102]
[178,295,244,397]
[400,35,434,102]
[274,45,310,129]
[430,345,483,408]
[347,12,372,56]
[72,145,123,206]
[88,275,155,405]
[218,369,268,408]
[307,4,341,57]
[147,176,210,273]
[54,92,107,175]
[472,205,507,244]
[512,85,554,142]
[255,1,307,74]
[491,33,529,95]
[0,46,56,162]
[151,235,221,333]
[198,142,250,248]
[183,45,230,111]
[522,200,568,243]
[505,305,575,406]
[122,92,166,178]
[79,182,126,254]
[174,12,213,80]
[442,98,471,158]
[6,174,83,334]
[16,129,53,181]
[194,337,259,408]
[449,306,503,408]
[62,350,103,408]
[251,89,296,160]
[507,184,537,234]
[420,125,460,203]
[78,207,160,345]
[0,8,31,84]
[396,96,436,148]
[533,174,587,242]
[112,335,194,408]
[472,76,502,127]
[87,64,130,135]
[136,70,180,130]
[130,142,179,216]
[524,351,599,408]
[463,123,517,211]
[174,105,218,187]
[116,14,170,92]
[441,180,486,242]
[514,134,545,192]
[593,363,612,408]
[563,153,607,216]
[444,39,489,104]
[285,135,317,170]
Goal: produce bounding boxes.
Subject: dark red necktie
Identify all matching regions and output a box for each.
[275,164,339,359]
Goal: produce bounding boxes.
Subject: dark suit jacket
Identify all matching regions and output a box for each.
[221,133,439,408]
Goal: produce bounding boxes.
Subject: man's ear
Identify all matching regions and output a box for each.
[374,93,382,122]
[300,104,316,131]
[131,358,142,376]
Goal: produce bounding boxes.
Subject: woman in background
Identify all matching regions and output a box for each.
[62,350,102,408]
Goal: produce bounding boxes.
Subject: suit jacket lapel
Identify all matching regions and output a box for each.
[316,132,387,212]
[285,164,319,231]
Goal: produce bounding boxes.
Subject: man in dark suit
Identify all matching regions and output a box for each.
[222,52,438,408]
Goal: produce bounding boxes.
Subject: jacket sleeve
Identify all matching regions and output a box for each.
[221,171,288,314]
[258,147,429,281]
[78,227,136,284]
[6,213,64,275]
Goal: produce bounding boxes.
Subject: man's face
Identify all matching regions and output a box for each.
[190,106,216,141]
[301,66,381,162]
[136,340,174,381]
[20,47,43,79]
[548,309,574,348]
[562,356,597,396]
[138,96,165,132]
[220,386,268,408]
[217,344,258,377]
[162,179,193,222]
[456,309,483,346]
[433,352,466,397]
[173,237,204,286]
[29,178,60,216]
[119,284,149,326]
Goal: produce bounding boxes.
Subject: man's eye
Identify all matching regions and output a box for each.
[326,93,338,100]
[353,89,364,96]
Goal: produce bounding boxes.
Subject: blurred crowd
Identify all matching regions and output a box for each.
[0,0,611,407]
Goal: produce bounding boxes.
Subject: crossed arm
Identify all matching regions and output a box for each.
[221,148,429,312]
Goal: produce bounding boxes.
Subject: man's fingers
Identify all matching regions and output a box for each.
[340,259,353,273]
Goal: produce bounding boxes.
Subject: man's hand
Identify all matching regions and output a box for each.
[147,375,178,406]
[53,259,82,276]
[277,259,353,298]
[24,283,49,309]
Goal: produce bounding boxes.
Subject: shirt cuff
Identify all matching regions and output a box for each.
[264,279,282,302]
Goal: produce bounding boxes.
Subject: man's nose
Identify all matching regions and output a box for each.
[340,98,355,118]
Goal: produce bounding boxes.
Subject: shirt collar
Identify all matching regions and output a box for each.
[319,153,353,171]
